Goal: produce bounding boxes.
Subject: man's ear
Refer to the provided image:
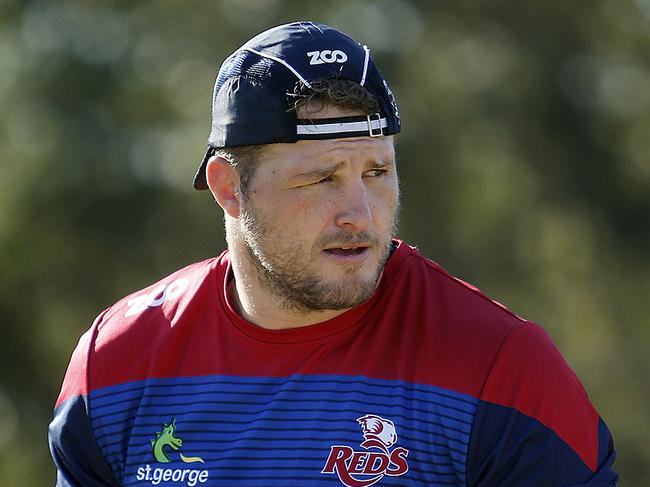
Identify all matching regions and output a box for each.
[206,156,241,218]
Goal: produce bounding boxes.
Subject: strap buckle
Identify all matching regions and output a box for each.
[367,113,383,137]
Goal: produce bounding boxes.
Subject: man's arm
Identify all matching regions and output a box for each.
[466,321,618,486]
[49,395,121,487]
[48,317,120,487]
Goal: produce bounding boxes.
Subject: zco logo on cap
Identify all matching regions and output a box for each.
[321,415,409,487]
[307,49,348,65]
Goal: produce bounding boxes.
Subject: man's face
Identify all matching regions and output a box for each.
[235,113,399,312]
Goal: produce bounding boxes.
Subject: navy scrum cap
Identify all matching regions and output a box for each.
[193,20,400,190]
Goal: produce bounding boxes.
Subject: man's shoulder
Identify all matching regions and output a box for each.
[395,242,523,330]
[98,253,227,333]
[57,252,230,403]
[395,245,596,417]
[382,242,532,395]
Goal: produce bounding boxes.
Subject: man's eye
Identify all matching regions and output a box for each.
[366,169,387,177]
[313,175,333,184]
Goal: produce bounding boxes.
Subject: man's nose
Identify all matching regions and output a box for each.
[334,179,372,231]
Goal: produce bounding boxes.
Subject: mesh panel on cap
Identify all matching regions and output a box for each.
[246,56,274,79]
[213,49,310,119]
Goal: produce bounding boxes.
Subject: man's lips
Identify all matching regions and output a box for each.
[323,243,370,255]
[323,244,371,260]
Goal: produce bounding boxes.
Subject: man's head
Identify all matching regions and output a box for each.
[193,21,400,190]
[197,22,401,314]
[211,77,382,198]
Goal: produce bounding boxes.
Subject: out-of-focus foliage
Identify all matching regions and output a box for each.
[0,0,648,484]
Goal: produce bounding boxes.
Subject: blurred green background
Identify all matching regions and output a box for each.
[1,0,648,484]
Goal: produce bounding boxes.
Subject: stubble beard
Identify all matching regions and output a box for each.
[236,198,399,313]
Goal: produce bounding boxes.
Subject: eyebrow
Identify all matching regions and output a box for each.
[291,159,393,181]
[292,162,345,181]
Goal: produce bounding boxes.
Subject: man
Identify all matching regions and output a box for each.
[49,21,617,486]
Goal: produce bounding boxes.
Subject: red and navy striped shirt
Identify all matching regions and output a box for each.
[49,241,617,486]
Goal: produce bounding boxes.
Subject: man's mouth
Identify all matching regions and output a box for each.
[323,245,370,257]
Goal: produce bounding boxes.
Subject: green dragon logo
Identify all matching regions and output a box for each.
[151,418,204,464]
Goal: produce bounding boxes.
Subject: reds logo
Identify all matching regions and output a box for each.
[321,415,409,487]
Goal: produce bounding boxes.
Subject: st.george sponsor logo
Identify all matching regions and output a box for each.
[136,418,208,486]
[136,465,207,486]
[322,415,409,487]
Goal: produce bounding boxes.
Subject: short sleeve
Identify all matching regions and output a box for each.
[466,321,618,486]
[48,315,120,487]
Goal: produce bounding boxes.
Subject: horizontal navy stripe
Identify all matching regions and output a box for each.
[110,449,465,470]
[91,381,476,415]
[102,434,468,462]
[119,454,460,469]
[121,443,465,465]
[94,410,472,445]
[97,437,470,468]
[90,374,479,409]
[93,407,471,442]
[197,468,460,484]
[94,406,472,429]
[121,470,460,486]
[92,389,475,424]
[94,416,471,450]
[102,428,469,451]
[91,380,477,410]
[105,389,473,412]
[92,398,471,432]
[92,389,475,418]
[93,400,473,427]
[122,477,459,487]
[122,459,464,481]
[99,432,468,462]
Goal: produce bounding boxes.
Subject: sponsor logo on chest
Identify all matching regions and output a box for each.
[133,415,408,485]
[322,415,410,487]
[135,418,208,486]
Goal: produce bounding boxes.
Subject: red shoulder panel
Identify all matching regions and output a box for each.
[54,312,105,407]
[480,321,599,472]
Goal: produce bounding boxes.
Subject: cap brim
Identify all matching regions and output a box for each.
[193,147,213,190]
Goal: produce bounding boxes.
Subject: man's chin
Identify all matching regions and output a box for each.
[314,269,383,309]
[306,285,377,311]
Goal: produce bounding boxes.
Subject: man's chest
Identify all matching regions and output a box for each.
[89,374,477,486]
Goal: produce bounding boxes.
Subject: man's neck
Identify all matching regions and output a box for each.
[224,236,397,331]
[227,265,348,330]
